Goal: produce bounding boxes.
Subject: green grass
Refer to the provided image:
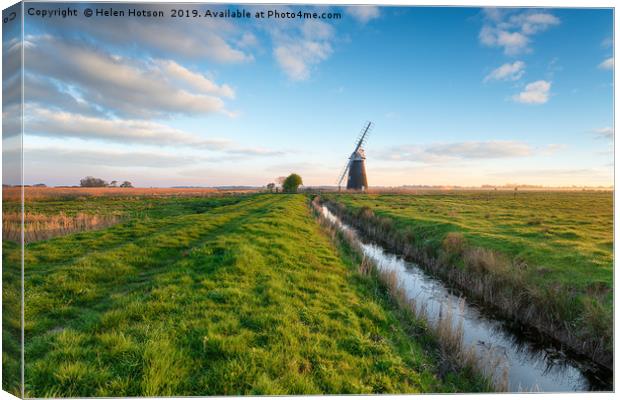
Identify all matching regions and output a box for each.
[324,191,612,364]
[6,192,247,219]
[4,194,487,396]
[2,239,22,395]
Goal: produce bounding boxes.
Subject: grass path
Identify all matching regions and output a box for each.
[15,195,486,396]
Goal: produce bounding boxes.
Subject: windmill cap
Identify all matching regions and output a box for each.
[350,148,366,160]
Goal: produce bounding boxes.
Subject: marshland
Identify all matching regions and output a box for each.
[2,188,613,395]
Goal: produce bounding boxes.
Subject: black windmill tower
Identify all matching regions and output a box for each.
[337,122,374,191]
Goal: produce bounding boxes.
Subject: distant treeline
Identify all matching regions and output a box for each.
[80,176,133,188]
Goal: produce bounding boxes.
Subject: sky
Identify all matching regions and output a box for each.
[2,3,614,187]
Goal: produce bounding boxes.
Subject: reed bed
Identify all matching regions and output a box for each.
[3,211,123,243]
[2,187,256,201]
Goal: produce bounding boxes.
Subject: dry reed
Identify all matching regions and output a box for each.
[3,212,123,243]
[2,186,256,201]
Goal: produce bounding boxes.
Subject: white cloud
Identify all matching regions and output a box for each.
[47,5,253,63]
[3,38,23,111]
[479,27,529,56]
[427,141,533,159]
[17,32,284,170]
[146,26,253,63]
[480,28,529,56]
[224,147,286,157]
[479,9,559,55]
[301,19,334,40]
[155,60,235,99]
[25,107,227,148]
[274,47,311,81]
[599,57,613,70]
[25,35,235,118]
[482,7,503,22]
[484,61,525,82]
[498,31,529,55]
[346,6,380,23]
[2,104,21,139]
[593,127,614,140]
[24,106,283,157]
[24,147,206,168]
[2,37,22,82]
[379,140,534,163]
[274,42,331,81]
[3,73,21,109]
[23,73,102,116]
[512,80,551,104]
[507,12,560,35]
[479,25,498,46]
[237,32,258,48]
[272,20,334,81]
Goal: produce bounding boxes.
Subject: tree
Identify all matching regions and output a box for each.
[282,173,303,193]
[80,176,108,187]
[120,181,133,188]
[109,180,118,187]
[266,183,275,193]
[276,176,286,185]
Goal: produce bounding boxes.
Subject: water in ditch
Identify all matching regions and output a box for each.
[320,205,612,392]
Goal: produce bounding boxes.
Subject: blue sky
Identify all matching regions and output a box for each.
[4,4,614,187]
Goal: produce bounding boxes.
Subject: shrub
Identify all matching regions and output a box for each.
[282,173,303,193]
[80,176,107,187]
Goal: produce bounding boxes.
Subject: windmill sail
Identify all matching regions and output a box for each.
[337,122,373,191]
[336,160,351,188]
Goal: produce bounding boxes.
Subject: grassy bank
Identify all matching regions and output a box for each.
[12,194,487,396]
[322,191,612,367]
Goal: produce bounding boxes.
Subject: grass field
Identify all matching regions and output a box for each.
[3,193,488,396]
[323,191,613,366]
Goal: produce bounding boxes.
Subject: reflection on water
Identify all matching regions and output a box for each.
[321,205,612,392]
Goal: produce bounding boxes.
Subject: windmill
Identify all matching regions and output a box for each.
[337,121,374,191]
